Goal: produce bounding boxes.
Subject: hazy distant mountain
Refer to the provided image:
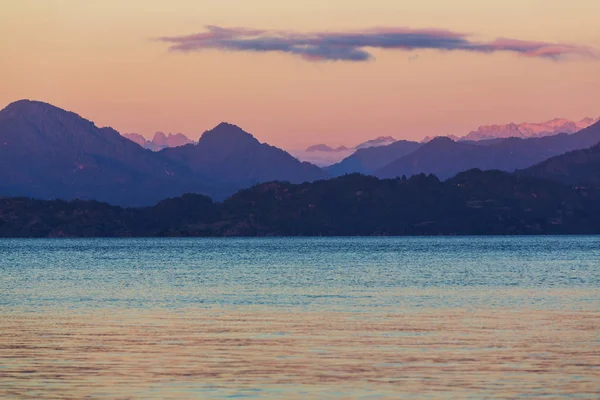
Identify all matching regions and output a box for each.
[294,136,399,167]
[153,132,194,148]
[0,100,225,206]
[521,142,600,186]
[355,136,397,149]
[305,144,349,152]
[299,117,598,168]
[161,122,327,186]
[304,117,596,172]
[122,133,151,148]
[376,138,484,179]
[290,148,354,167]
[123,131,194,151]
[327,140,422,176]
[376,119,600,180]
[461,117,598,141]
[304,136,397,153]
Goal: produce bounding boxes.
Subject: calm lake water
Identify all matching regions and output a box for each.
[1,237,599,398]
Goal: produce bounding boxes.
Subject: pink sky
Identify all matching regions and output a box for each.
[1,0,599,149]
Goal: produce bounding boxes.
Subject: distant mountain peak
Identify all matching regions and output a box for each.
[213,122,245,132]
[153,131,168,143]
[123,133,147,143]
[0,99,109,147]
[152,131,192,147]
[374,136,396,141]
[579,117,600,125]
[429,136,456,144]
[355,136,397,149]
[461,117,598,141]
[420,135,461,144]
[305,144,349,153]
[161,122,326,186]
[199,122,260,146]
[416,136,461,152]
[1,99,87,124]
[3,99,51,112]
[123,131,194,151]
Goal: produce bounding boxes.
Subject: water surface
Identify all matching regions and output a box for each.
[1,237,599,398]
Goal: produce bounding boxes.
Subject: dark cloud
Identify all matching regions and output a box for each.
[157,26,598,62]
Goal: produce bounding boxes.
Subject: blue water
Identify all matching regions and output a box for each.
[1,236,599,311]
[1,237,599,399]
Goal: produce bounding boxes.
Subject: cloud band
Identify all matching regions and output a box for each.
[157,26,598,62]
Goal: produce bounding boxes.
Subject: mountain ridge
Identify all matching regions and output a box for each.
[297,117,598,167]
[0,99,227,206]
[2,99,599,208]
[521,141,600,186]
[160,122,327,186]
[461,117,599,141]
[0,100,323,205]
[375,120,600,180]
[327,140,422,176]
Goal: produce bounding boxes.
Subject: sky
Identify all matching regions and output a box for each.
[1,0,599,149]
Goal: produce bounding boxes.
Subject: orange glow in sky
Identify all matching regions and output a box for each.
[1,0,599,148]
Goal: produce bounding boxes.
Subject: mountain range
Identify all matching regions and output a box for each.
[123,131,194,151]
[326,119,600,179]
[0,99,599,208]
[461,117,599,141]
[374,120,600,180]
[0,100,225,206]
[300,117,598,166]
[0,100,324,205]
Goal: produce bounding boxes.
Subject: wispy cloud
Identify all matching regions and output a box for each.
[157,26,598,62]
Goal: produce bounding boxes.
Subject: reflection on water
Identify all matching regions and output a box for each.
[1,307,599,399]
[1,237,599,398]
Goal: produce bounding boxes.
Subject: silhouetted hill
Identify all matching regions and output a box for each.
[2,170,599,237]
[0,100,232,205]
[220,169,600,235]
[327,140,421,176]
[161,122,327,186]
[521,142,600,186]
[376,120,600,179]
